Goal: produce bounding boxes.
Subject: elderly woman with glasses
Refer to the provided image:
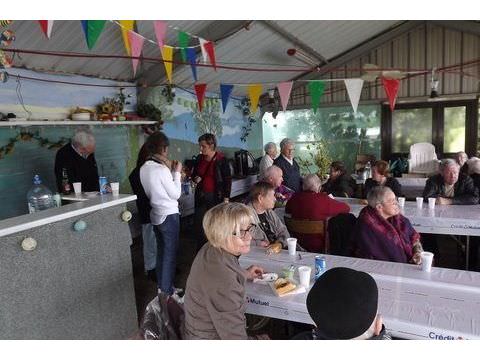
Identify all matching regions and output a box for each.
[184,202,265,340]
[351,186,423,264]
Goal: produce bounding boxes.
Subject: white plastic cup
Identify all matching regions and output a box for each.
[110,182,120,196]
[416,197,423,209]
[73,182,82,195]
[287,238,297,256]
[397,197,405,207]
[298,266,311,288]
[421,251,434,272]
[428,197,436,210]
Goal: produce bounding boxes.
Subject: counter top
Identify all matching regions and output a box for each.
[0,194,136,238]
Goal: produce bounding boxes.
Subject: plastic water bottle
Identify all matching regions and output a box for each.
[365,161,372,179]
[27,175,55,214]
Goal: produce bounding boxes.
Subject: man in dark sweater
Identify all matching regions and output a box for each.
[54,128,99,192]
[273,138,302,192]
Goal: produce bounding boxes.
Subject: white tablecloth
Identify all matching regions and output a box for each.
[240,247,480,339]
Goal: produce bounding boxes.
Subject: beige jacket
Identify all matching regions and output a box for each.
[184,243,248,339]
[247,202,290,247]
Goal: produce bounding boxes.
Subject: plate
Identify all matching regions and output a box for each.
[72,113,91,121]
[253,272,278,285]
[269,278,306,297]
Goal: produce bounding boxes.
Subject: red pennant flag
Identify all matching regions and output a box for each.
[194,84,207,112]
[38,20,54,39]
[382,77,400,111]
[202,41,217,71]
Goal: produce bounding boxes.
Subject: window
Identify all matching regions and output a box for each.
[392,108,432,153]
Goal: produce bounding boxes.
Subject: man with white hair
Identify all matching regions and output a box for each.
[422,158,478,205]
[261,165,294,204]
[454,151,469,174]
[273,138,302,192]
[54,127,99,192]
[258,142,277,178]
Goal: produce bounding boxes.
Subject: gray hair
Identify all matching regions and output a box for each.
[468,159,480,175]
[72,128,95,148]
[367,186,392,208]
[279,138,294,150]
[264,142,276,154]
[303,174,321,192]
[260,165,282,181]
[440,158,460,172]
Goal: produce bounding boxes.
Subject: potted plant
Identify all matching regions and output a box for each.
[297,139,332,180]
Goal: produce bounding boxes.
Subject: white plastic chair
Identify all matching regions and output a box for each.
[408,142,439,174]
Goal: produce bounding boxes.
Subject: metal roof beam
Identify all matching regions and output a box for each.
[430,20,480,37]
[260,20,328,65]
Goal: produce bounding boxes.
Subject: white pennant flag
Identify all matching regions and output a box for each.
[199,38,208,63]
[344,79,364,115]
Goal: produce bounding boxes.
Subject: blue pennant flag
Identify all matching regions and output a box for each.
[186,48,197,82]
[81,20,88,42]
[220,84,234,113]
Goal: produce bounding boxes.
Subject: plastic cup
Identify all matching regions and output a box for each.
[397,197,405,207]
[428,197,436,210]
[421,251,434,272]
[298,266,312,288]
[110,182,119,196]
[287,238,297,256]
[416,197,423,209]
[73,182,82,195]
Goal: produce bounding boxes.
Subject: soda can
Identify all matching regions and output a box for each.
[315,255,326,280]
[99,176,108,194]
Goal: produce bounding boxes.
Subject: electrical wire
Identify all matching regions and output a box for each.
[15,75,32,120]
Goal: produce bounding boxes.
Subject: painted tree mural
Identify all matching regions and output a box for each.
[178,97,223,137]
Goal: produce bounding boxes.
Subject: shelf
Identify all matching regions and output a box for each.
[0,120,157,127]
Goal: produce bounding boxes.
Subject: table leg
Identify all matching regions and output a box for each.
[466,235,470,270]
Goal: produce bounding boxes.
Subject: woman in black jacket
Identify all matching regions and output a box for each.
[322,161,354,197]
[364,160,402,198]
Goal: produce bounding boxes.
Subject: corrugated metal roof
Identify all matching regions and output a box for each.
[5,20,402,94]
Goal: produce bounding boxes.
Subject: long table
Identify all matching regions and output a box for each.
[276,198,480,269]
[240,247,480,340]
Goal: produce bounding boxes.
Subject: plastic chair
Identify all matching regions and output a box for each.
[284,217,328,253]
[408,143,439,175]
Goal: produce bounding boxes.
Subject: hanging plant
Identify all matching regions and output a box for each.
[235,97,256,142]
[137,102,163,134]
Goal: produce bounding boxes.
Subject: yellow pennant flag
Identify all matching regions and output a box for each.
[247,84,263,114]
[162,45,174,84]
[119,20,135,56]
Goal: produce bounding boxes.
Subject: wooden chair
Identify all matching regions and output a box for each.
[284,217,328,253]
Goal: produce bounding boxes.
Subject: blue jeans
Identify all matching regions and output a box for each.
[142,224,157,271]
[153,214,180,295]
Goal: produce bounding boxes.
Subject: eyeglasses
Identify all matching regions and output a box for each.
[233,223,256,238]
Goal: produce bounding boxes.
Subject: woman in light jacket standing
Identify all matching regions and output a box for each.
[140,131,182,295]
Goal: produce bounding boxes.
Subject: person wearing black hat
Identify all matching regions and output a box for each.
[293,267,391,340]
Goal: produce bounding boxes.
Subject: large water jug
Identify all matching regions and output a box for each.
[27,175,55,214]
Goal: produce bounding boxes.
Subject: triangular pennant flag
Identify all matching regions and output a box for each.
[128,30,144,76]
[199,38,208,63]
[81,20,88,42]
[119,20,135,56]
[308,81,326,114]
[86,20,106,50]
[178,31,189,62]
[38,20,54,39]
[162,45,174,83]
[382,77,400,111]
[276,82,293,112]
[202,41,217,71]
[220,84,234,113]
[247,84,263,114]
[344,79,364,115]
[194,84,207,112]
[153,21,167,50]
[186,48,198,82]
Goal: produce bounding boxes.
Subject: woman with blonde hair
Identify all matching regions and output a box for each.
[184,202,265,339]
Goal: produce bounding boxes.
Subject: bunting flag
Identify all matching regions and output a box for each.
[199,38,208,63]
[119,20,135,56]
[202,41,217,71]
[178,31,189,62]
[81,20,106,50]
[382,77,400,111]
[344,79,364,115]
[128,30,144,76]
[247,84,263,114]
[162,45,174,83]
[153,20,167,50]
[38,20,54,39]
[186,47,198,82]
[276,82,293,112]
[220,84,234,113]
[308,81,326,114]
[194,83,207,112]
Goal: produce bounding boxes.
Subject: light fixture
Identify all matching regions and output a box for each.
[287,48,319,67]
[430,68,439,99]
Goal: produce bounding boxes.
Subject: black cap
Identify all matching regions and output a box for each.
[306,267,378,339]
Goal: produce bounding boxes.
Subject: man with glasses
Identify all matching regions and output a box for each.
[273,138,302,192]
